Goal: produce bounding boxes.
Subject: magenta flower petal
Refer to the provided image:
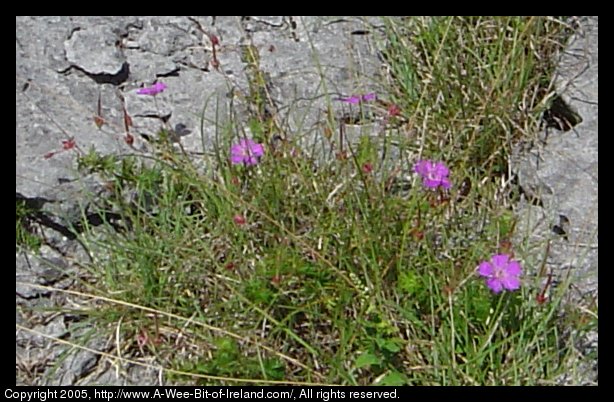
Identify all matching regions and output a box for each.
[230,139,265,166]
[250,142,264,155]
[477,261,494,277]
[423,178,440,188]
[137,82,167,96]
[244,155,259,165]
[433,162,449,176]
[230,154,245,165]
[486,278,504,293]
[413,160,431,176]
[339,95,361,104]
[338,92,377,104]
[362,92,377,101]
[491,254,510,267]
[505,261,522,276]
[501,276,521,291]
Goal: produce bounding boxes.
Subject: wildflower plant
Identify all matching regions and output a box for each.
[54,17,591,387]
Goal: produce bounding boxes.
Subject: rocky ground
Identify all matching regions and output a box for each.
[16,16,597,385]
[512,16,598,384]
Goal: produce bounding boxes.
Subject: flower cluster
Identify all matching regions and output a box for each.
[133,82,523,296]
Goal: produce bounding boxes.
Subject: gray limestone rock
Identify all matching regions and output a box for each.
[513,16,597,298]
[511,16,598,384]
[64,25,127,77]
[16,248,70,299]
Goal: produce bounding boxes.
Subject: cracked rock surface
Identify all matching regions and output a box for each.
[511,16,598,384]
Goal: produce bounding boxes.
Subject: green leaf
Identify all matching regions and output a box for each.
[263,358,285,380]
[398,271,420,295]
[376,370,408,386]
[355,352,381,369]
[384,339,402,353]
[376,337,402,353]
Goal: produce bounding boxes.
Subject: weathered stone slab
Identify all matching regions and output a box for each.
[512,16,597,384]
